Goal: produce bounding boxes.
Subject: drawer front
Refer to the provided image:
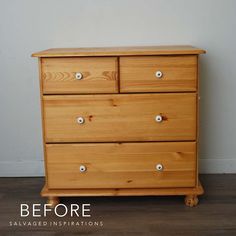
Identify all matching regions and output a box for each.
[41,57,118,94]
[44,93,196,142]
[120,56,197,92]
[46,142,196,189]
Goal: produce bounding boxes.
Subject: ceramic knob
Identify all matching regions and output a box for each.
[77,117,85,124]
[156,164,163,171]
[155,115,163,123]
[155,70,163,78]
[79,165,87,173]
[75,72,83,80]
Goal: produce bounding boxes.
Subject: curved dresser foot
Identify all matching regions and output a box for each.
[184,195,199,207]
[47,196,60,208]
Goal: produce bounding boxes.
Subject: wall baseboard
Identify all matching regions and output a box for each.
[0,159,235,177]
[0,160,45,177]
[199,158,236,174]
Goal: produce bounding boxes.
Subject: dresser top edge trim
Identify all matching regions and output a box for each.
[32,45,206,57]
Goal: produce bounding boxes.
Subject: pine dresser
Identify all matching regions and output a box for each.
[32,46,206,207]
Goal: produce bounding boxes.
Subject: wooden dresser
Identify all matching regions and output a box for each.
[32,46,205,207]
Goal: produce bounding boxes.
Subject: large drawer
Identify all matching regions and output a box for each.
[46,142,196,189]
[43,93,196,142]
[120,55,197,92]
[41,57,118,94]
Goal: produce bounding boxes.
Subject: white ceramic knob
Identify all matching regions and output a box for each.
[156,164,163,171]
[75,72,83,80]
[155,71,163,78]
[155,115,163,123]
[77,117,85,124]
[79,165,87,173]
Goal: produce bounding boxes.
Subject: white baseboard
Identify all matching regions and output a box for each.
[199,158,236,173]
[0,160,45,177]
[0,159,235,177]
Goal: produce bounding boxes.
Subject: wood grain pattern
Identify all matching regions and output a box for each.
[41,57,118,94]
[196,55,200,186]
[46,142,196,189]
[42,181,203,197]
[43,93,196,142]
[32,45,206,57]
[37,58,49,186]
[120,55,197,92]
[2,176,235,235]
[32,46,205,206]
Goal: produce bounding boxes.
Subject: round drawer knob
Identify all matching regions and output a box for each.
[156,164,163,171]
[75,72,83,80]
[77,117,85,124]
[155,115,163,123]
[79,165,87,173]
[155,71,163,78]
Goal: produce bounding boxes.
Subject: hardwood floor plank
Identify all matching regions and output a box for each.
[0,175,235,235]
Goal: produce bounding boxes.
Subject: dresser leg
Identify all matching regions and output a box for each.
[184,195,199,207]
[47,196,60,208]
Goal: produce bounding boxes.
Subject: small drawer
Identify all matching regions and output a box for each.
[43,93,196,142]
[41,57,118,94]
[120,55,197,92]
[46,142,196,189]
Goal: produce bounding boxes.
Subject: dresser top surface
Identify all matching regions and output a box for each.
[32,45,205,57]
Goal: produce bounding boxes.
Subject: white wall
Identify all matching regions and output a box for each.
[0,0,236,176]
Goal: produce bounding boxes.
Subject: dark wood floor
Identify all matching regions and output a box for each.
[0,175,235,236]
